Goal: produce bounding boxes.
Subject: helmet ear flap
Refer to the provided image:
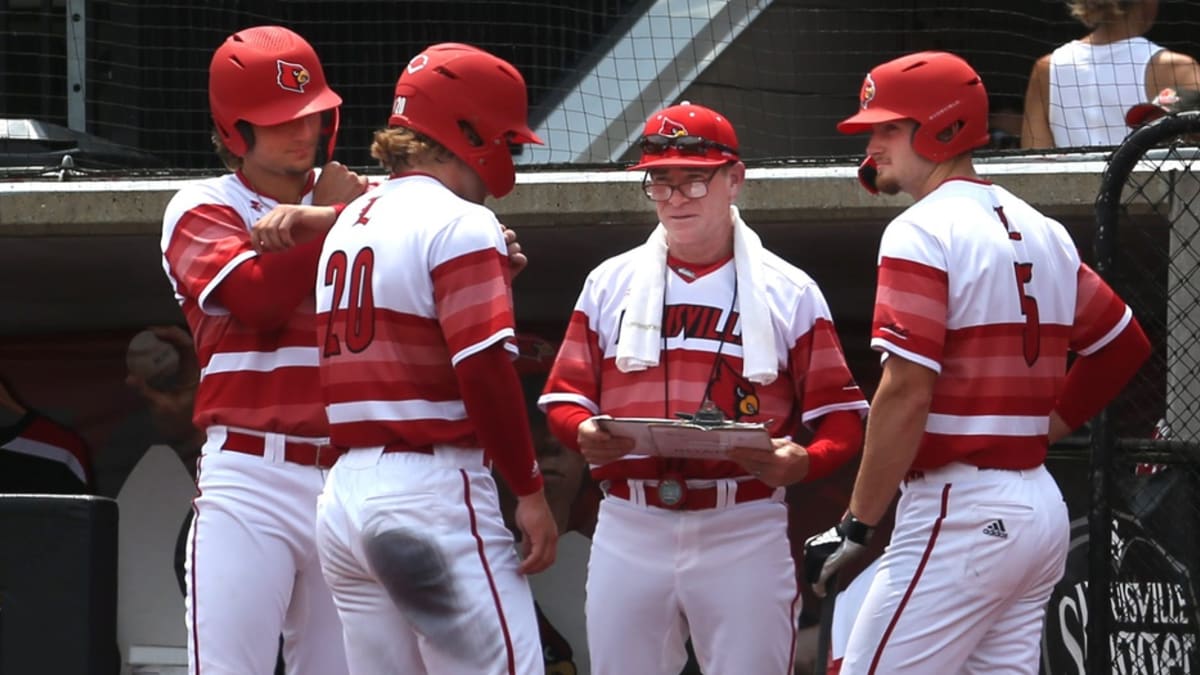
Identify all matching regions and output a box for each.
[235,121,255,155]
[319,108,340,163]
[857,156,880,195]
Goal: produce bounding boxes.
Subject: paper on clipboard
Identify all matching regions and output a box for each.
[593,416,773,460]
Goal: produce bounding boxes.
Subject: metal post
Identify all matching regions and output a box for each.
[1166,167,1200,442]
[66,0,87,132]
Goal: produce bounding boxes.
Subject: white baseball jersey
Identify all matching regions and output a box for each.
[160,168,348,675]
[1049,37,1163,147]
[313,174,542,675]
[314,174,518,450]
[540,249,868,482]
[871,178,1131,470]
[162,170,327,436]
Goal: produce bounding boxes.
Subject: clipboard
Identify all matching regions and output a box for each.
[593,415,773,460]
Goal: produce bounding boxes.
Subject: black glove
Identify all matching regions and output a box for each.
[804,513,874,597]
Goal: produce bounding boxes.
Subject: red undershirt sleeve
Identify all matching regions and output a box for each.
[545,403,594,453]
[801,409,866,481]
[214,237,325,331]
[456,342,544,496]
[1054,319,1151,431]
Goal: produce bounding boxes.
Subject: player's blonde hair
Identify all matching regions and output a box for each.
[1066,0,1138,30]
[371,126,457,174]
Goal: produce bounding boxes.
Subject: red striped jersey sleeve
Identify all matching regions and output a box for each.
[163,203,255,314]
[539,309,604,414]
[872,244,950,372]
[430,214,515,364]
[1070,263,1132,355]
[790,316,867,424]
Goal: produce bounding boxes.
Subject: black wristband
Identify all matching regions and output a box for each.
[840,513,874,545]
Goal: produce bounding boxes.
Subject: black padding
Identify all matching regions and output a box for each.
[0,495,119,675]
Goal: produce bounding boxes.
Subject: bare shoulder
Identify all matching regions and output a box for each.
[1031,53,1053,76]
[1147,49,1200,94]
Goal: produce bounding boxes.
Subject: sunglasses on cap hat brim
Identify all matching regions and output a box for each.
[639,133,736,155]
[629,133,738,170]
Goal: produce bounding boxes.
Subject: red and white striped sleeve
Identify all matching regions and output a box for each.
[787,283,868,425]
[539,275,606,414]
[1070,262,1132,355]
[162,198,255,314]
[429,211,516,364]
[870,219,950,372]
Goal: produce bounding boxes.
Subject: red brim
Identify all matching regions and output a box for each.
[243,88,343,126]
[1125,103,1166,128]
[628,155,731,171]
[510,126,544,146]
[837,107,906,134]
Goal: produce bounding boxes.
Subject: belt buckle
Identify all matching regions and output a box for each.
[656,472,688,510]
[314,443,333,468]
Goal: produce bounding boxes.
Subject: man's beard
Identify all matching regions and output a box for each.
[875,174,902,196]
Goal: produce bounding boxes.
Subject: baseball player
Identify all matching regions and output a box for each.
[539,101,869,675]
[159,25,366,675]
[307,43,556,674]
[804,51,1152,674]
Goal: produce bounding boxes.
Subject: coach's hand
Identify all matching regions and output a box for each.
[514,490,558,574]
[804,513,874,597]
[251,204,339,252]
[313,160,368,206]
[728,438,810,487]
[577,416,635,465]
[501,224,528,277]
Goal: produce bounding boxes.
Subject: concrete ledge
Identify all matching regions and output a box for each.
[0,153,1168,236]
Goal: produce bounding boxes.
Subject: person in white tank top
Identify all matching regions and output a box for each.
[1021,0,1199,149]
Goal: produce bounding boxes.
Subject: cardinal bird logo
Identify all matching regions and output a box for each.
[656,116,688,138]
[276,59,311,93]
[708,358,760,422]
[860,74,877,110]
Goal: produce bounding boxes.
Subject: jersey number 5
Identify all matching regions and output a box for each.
[996,206,1041,366]
[1013,262,1040,366]
[323,248,376,356]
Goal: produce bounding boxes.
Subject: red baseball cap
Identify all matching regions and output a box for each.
[1126,88,1199,128]
[629,102,739,171]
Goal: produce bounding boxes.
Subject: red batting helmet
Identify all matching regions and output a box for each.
[630,102,739,171]
[388,43,542,198]
[209,26,342,159]
[838,51,989,163]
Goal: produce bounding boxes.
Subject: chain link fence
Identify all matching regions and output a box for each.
[1074,111,1200,675]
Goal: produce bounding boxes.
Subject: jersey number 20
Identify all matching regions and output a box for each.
[323,248,376,356]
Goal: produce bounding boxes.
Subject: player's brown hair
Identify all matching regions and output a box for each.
[1066,0,1138,30]
[211,126,244,170]
[371,125,458,174]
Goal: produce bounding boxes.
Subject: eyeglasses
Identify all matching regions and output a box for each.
[639,133,737,157]
[642,167,721,202]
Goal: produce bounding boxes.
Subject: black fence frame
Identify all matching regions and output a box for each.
[1092,110,1200,673]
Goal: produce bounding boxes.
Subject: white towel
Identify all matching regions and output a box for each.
[615,205,779,385]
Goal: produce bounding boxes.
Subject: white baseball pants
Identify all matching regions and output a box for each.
[842,463,1069,674]
[186,435,347,675]
[316,446,542,675]
[585,492,800,675]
